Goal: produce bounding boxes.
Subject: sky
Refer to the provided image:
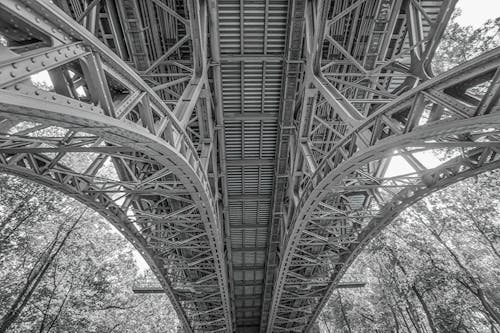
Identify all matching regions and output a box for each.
[455,0,500,27]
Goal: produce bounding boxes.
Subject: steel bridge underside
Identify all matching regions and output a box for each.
[0,0,500,332]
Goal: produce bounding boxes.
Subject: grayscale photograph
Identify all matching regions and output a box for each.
[0,0,499,332]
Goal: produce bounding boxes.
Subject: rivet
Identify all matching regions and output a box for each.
[67,100,71,104]
[14,84,20,90]
[52,95,57,100]
[26,66,31,72]
[12,63,17,69]
[34,90,40,95]
[15,4,20,10]
[10,72,16,78]
[41,61,46,66]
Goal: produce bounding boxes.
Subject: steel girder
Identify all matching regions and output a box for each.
[213,0,290,331]
[0,1,232,332]
[266,0,500,332]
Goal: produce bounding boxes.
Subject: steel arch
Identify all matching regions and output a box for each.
[0,0,232,332]
[267,46,500,332]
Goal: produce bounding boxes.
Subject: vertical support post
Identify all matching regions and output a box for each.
[80,53,115,117]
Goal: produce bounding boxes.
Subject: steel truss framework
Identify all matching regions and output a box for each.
[266,0,500,332]
[0,1,499,333]
[0,1,231,332]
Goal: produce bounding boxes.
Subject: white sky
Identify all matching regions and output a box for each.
[455,0,500,27]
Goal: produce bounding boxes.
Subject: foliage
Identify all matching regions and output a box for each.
[320,171,500,332]
[320,12,500,333]
[0,174,179,332]
[433,10,500,74]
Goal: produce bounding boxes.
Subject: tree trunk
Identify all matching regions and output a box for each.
[398,304,412,332]
[337,291,353,333]
[417,213,500,326]
[405,303,423,333]
[386,246,438,333]
[476,288,500,326]
[466,211,500,261]
[38,265,59,333]
[0,210,83,332]
[45,275,75,332]
[321,314,332,333]
[389,303,401,333]
[0,192,37,233]
[412,285,438,333]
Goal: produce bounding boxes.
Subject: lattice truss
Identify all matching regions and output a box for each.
[267,0,500,332]
[0,1,232,332]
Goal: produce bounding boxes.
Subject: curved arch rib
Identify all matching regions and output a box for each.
[267,46,500,332]
[0,1,232,332]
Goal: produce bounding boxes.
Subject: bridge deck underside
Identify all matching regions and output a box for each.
[218,0,287,331]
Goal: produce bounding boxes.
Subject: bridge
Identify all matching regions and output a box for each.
[0,0,499,332]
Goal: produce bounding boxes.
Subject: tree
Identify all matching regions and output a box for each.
[433,10,500,74]
[0,175,179,332]
[319,171,500,332]
[319,10,500,333]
